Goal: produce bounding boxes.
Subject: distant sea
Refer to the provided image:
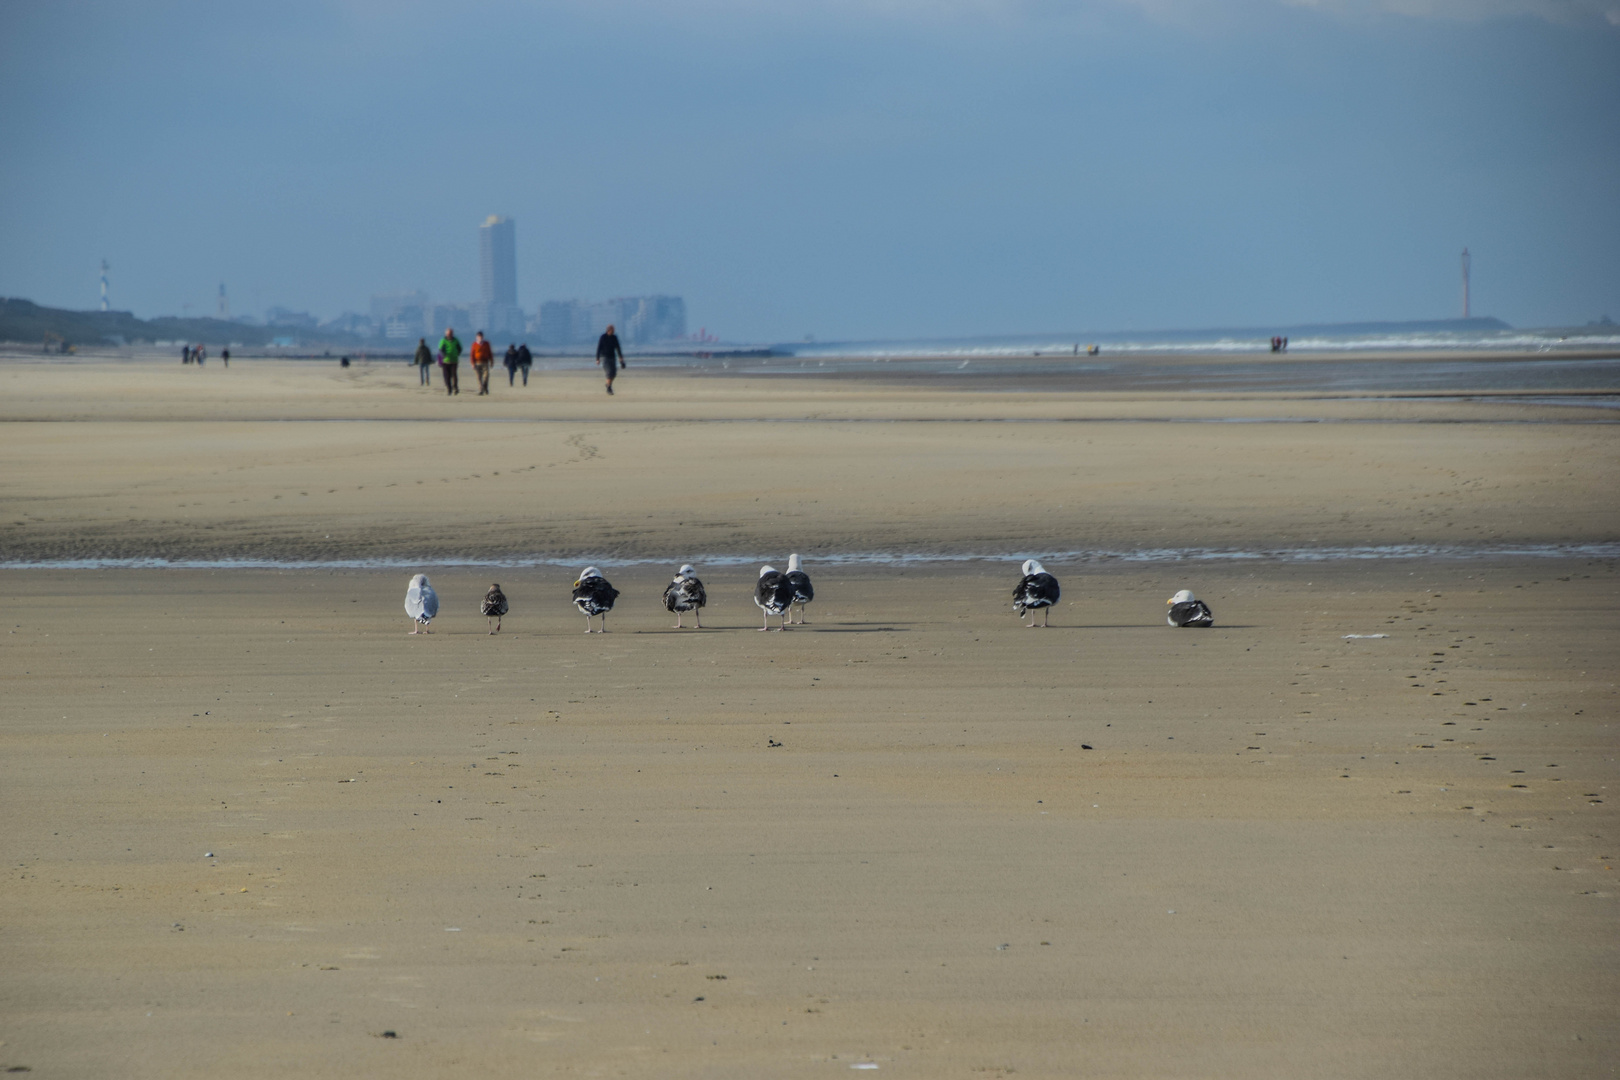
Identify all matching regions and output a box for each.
[768,318,1620,360]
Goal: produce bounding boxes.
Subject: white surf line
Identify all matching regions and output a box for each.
[6,543,1618,572]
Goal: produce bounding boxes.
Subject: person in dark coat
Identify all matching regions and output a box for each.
[516,343,532,386]
[414,338,433,385]
[596,324,625,395]
[504,343,520,386]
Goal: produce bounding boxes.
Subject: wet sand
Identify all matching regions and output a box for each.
[1,358,1617,564]
[1,357,1617,1077]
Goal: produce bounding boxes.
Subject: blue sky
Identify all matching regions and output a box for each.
[1,0,1616,341]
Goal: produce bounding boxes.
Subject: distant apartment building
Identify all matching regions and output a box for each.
[370,291,430,340]
[321,312,377,337]
[619,295,686,344]
[264,306,318,330]
[429,304,477,337]
[533,296,686,348]
[479,216,524,337]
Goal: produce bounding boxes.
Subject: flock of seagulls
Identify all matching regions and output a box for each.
[403,556,1217,634]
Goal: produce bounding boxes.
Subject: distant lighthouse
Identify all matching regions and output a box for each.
[1460,248,1471,319]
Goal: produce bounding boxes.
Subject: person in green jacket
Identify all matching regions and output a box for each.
[438,328,462,396]
[414,338,433,386]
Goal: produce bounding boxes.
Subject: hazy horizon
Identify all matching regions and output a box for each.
[2,1,1616,342]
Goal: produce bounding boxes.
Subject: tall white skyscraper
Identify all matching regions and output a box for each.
[479,216,523,336]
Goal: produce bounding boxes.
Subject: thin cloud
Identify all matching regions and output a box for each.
[337,0,1620,27]
[1272,0,1620,24]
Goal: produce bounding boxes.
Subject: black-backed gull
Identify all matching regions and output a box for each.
[572,567,619,633]
[1166,589,1214,627]
[1013,559,1060,627]
[754,565,793,631]
[784,553,814,624]
[663,564,707,628]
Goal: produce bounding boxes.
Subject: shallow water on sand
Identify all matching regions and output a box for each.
[8,542,1618,572]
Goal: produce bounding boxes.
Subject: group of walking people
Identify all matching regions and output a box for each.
[180,344,228,366]
[413,325,626,396]
[415,329,506,395]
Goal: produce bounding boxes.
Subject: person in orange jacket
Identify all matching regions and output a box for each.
[469,331,495,395]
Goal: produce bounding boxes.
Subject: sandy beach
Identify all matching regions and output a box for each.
[2,355,1617,1077]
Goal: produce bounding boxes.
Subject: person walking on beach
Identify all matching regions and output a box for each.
[516,342,532,386]
[194,344,206,366]
[470,331,494,395]
[503,343,519,386]
[596,324,624,395]
[221,348,229,367]
[414,338,433,386]
[438,327,462,395]
[181,344,190,364]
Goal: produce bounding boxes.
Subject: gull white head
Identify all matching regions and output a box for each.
[1022,559,1045,577]
[576,566,601,586]
[1169,589,1195,605]
[787,553,802,573]
[759,565,777,578]
[677,564,696,578]
[410,573,429,588]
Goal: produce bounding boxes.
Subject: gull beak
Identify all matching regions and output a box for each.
[573,579,582,587]
[1166,598,1173,605]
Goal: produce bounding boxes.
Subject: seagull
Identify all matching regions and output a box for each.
[481,583,508,634]
[784,553,814,624]
[405,573,439,634]
[662,564,707,628]
[754,565,793,631]
[572,567,619,633]
[1013,559,1060,627]
[1166,589,1214,627]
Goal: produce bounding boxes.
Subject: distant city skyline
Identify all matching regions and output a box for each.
[1,3,1615,338]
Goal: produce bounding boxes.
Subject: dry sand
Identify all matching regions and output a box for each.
[1,357,1616,1077]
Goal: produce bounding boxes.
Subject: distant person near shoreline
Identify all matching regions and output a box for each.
[503,343,519,386]
[438,327,462,396]
[596,324,624,395]
[180,344,190,364]
[414,338,433,386]
[221,348,229,367]
[470,331,493,396]
[516,342,532,385]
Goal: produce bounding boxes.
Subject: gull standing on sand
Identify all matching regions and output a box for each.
[481,583,509,634]
[784,553,814,624]
[1166,589,1214,627]
[572,567,619,633]
[663,564,707,628]
[754,565,793,631]
[405,573,440,634]
[1013,559,1060,627]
